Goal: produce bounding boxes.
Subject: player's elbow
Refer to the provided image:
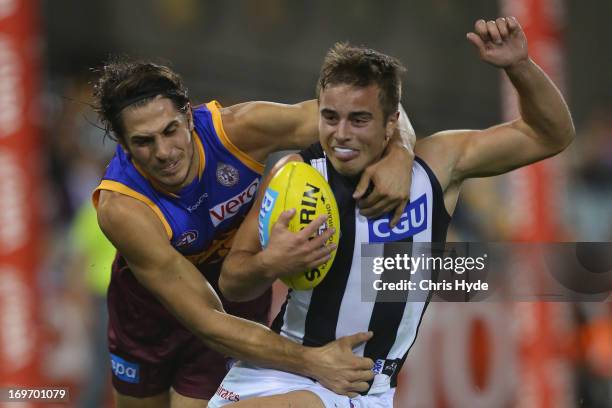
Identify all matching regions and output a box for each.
[546,122,575,156]
[557,121,576,152]
[528,118,575,158]
[218,274,240,302]
[219,266,252,302]
[542,114,576,155]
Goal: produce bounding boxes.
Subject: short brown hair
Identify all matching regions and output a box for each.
[317,43,406,121]
[92,57,190,142]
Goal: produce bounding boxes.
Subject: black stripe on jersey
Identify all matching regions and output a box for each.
[270,294,290,334]
[301,155,357,347]
[362,237,414,393]
[299,142,325,162]
[387,158,450,387]
[414,156,451,241]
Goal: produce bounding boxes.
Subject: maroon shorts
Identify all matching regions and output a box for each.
[107,255,271,400]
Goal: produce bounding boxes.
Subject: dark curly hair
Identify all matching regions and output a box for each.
[92,57,190,143]
[317,43,406,121]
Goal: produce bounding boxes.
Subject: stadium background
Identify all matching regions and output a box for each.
[0,0,610,406]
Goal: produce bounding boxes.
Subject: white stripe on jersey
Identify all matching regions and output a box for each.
[335,210,374,358]
[278,289,312,343]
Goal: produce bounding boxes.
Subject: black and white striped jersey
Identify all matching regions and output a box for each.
[271,143,451,395]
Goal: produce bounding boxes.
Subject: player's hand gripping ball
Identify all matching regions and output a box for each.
[258,162,340,290]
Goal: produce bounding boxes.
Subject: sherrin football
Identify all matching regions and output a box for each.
[258,161,340,290]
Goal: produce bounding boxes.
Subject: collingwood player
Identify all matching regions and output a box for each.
[210,16,574,408]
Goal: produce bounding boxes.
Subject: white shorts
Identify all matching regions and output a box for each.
[207,361,395,408]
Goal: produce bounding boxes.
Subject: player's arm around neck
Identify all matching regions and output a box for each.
[354,104,416,227]
[224,99,417,224]
[221,99,319,163]
[95,190,355,390]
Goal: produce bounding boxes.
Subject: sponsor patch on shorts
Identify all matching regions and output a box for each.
[215,383,240,402]
[110,353,140,384]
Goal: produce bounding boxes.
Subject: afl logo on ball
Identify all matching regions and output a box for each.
[217,163,239,187]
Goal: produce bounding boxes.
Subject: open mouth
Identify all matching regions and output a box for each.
[332,146,359,161]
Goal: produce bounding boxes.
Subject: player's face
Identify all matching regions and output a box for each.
[318,83,397,177]
[121,96,197,193]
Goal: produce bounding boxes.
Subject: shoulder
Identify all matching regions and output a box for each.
[96,190,167,239]
[216,102,271,162]
[414,129,476,191]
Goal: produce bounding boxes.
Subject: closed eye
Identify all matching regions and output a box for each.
[131,137,153,146]
[163,125,178,136]
[321,109,339,125]
[349,113,372,126]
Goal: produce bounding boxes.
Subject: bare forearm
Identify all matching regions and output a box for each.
[281,99,320,150]
[506,58,575,149]
[196,310,376,397]
[143,264,315,377]
[196,310,317,377]
[219,251,276,301]
[385,104,416,156]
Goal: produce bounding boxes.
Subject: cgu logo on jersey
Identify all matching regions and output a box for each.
[110,353,140,384]
[209,179,259,227]
[368,194,427,242]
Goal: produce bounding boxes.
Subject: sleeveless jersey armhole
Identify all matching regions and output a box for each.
[93,180,173,240]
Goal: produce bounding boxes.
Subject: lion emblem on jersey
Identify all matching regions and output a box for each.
[216,163,240,187]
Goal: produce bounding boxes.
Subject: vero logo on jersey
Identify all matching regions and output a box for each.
[209,179,259,227]
[368,194,427,242]
[110,353,140,384]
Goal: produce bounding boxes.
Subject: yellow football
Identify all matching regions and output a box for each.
[258,161,340,290]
